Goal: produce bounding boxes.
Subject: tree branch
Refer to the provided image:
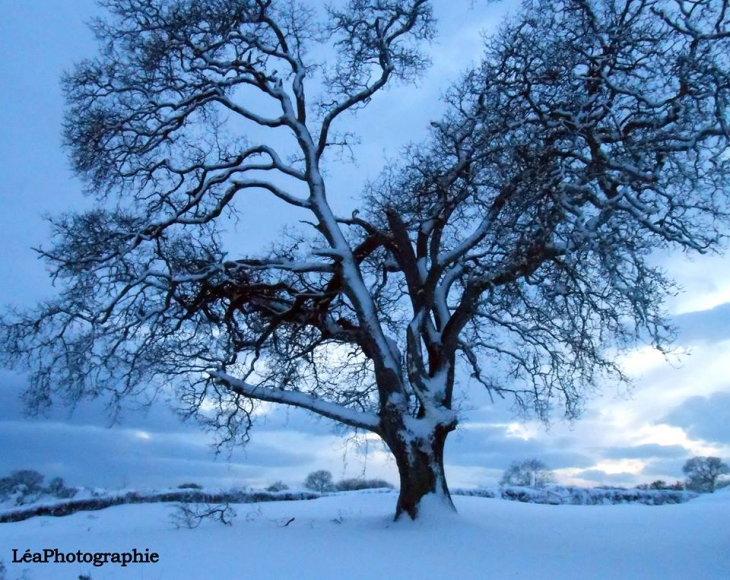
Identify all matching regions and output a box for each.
[211,370,380,431]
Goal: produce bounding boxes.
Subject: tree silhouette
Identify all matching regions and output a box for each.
[2,0,729,519]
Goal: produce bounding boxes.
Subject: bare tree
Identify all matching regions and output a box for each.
[683,457,730,493]
[500,459,554,488]
[1,0,729,519]
[303,470,335,493]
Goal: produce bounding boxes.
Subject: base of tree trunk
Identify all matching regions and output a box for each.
[385,424,456,520]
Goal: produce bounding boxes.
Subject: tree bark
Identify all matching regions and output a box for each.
[381,420,456,520]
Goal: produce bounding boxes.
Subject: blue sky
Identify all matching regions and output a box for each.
[1,0,730,491]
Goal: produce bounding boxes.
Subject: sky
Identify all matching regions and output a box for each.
[1,0,730,492]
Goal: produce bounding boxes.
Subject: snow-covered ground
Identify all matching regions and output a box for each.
[1,489,728,579]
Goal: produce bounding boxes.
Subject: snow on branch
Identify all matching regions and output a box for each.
[210,370,380,431]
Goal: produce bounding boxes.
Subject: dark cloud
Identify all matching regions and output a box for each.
[0,372,324,488]
[0,419,314,489]
[673,302,730,344]
[0,370,191,434]
[660,391,730,445]
[639,458,686,480]
[601,444,689,461]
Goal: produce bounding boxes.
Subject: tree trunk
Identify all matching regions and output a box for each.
[382,421,456,520]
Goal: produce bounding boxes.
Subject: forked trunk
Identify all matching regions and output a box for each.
[382,422,456,520]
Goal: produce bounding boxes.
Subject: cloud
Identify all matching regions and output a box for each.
[254,405,345,438]
[0,417,316,489]
[660,253,730,315]
[0,370,394,489]
[660,392,730,445]
[600,444,689,461]
[639,458,687,480]
[446,424,595,472]
[0,372,331,488]
[574,469,639,486]
[673,302,730,344]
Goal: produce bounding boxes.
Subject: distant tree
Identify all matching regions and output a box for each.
[304,470,335,494]
[266,481,290,492]
[0,470,47,506]
[500,459,554,488]
[0,470,45,499]
[638,479,671,491]
[649,479,685,491]
[683,457,730,493]
[1,0,730,520]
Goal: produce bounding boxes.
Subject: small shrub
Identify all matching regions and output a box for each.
[177,482,203,490]
[169,502,237,529]
[0,469,45,500]
[46,476,77,499]
[266,481,290,492]
[335,478,394,491]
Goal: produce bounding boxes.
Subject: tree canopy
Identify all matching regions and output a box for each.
[683,456,730,493]
[500,459,555,488]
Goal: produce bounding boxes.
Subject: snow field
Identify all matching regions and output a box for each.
[1,489,728,579]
